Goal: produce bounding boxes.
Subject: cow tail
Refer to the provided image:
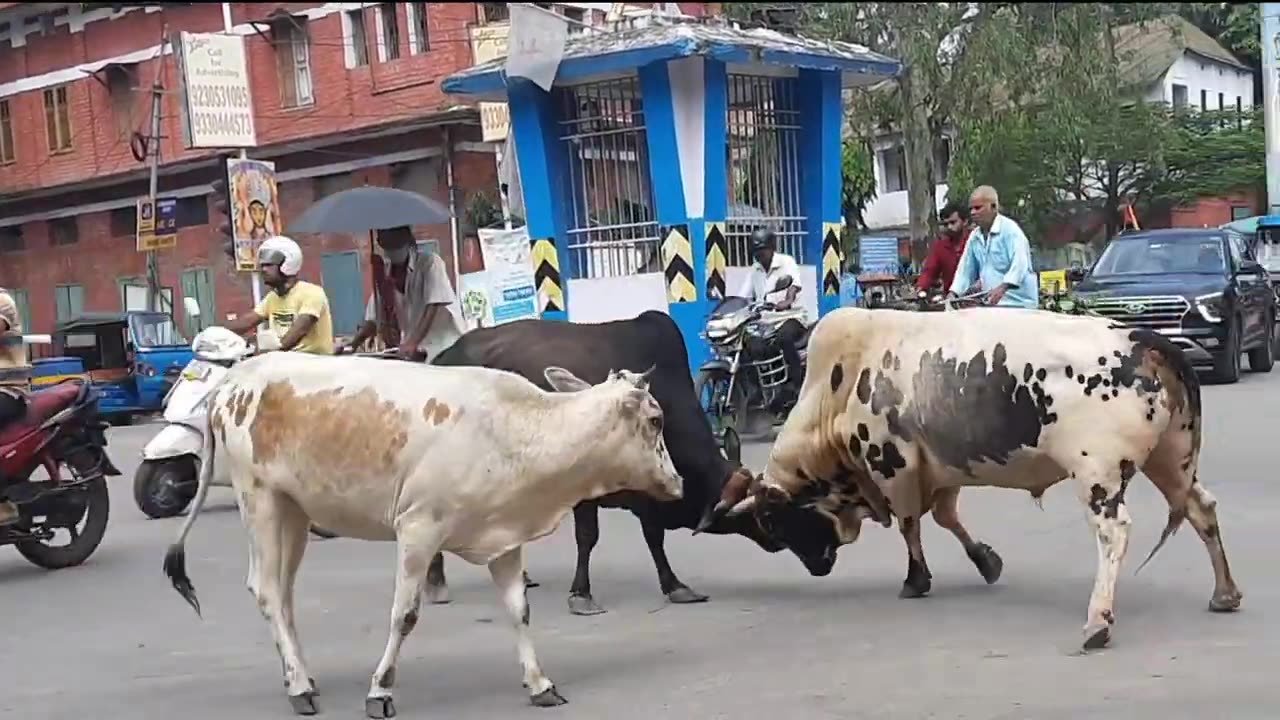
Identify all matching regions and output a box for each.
[163,398,218,618]
[1133,329,1202,575]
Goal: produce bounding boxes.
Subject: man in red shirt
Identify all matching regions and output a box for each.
[916,201,971,295]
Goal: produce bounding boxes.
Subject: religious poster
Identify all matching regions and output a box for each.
[226,158,281,272]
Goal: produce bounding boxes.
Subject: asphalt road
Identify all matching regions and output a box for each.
[2,372,1278,720]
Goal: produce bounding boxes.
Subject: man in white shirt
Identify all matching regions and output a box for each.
[340,226,466,362]
[736,228,809,408]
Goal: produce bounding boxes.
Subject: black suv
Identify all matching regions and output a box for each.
[1069,228,1276,384]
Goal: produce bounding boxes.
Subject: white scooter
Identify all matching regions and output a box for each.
[133,300,251,519]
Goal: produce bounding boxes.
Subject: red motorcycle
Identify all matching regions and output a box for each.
[0,380,120,569]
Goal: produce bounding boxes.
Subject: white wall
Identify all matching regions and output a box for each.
[1153,52,1254,111]
[566,266,821,325]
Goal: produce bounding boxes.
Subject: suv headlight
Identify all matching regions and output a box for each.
[1195,292,1225,323]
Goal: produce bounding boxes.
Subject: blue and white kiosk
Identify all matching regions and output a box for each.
[443,18,901,371]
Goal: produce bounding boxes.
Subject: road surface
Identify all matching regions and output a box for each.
[1,372,1278,719]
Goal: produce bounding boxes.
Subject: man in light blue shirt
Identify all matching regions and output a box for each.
[947,185,1039,308]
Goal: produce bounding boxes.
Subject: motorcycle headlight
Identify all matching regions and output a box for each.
[1195,292,1225,323]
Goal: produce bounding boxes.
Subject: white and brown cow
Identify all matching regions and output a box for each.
[161,352,681,718]
[714,306,1242,650]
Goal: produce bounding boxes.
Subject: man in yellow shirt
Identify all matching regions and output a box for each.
[226,235,334,354]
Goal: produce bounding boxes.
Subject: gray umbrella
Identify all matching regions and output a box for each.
[286,186,452,234]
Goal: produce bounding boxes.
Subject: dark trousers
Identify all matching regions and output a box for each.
[776,319,807,396]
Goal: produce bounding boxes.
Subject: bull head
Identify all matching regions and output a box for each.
[695,472,790,532]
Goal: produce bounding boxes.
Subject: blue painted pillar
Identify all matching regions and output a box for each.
[797,69,845,319]
[507,78,571,321]
[638,59,711,373]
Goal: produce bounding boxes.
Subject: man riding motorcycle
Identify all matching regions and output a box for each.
[736,228,809,406]
[0,287,29,526]
[225,235,336,354]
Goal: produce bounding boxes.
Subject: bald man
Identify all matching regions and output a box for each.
[947,185,1039,308]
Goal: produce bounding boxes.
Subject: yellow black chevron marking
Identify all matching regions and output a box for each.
[821,222,842,297]
[704,221,727,300]
[530,237,564,313]
[661,223,696,304]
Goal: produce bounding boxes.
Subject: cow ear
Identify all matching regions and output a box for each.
[544,366,592,393]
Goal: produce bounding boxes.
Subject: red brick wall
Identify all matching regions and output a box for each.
[1168,190,1261,229]
[0,144,498,334]
[0,3,483,195]
[1,2,715,196]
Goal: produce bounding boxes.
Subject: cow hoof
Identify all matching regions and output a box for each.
[531,687,568,707]
[567,594,606,616]
[666,586,709,604]
[288,691,319,716]
[1082,624,1111,651]
[524,571,540,589]
[1209,589,1243,612]
[425,583,450,605]
[365,695,396,718]
[967,543,1004,585]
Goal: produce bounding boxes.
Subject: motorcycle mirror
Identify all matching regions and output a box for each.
[183,297,202,318]
[772,276,794,292]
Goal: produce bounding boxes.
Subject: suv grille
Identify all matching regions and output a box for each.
[1087,295,1189,329]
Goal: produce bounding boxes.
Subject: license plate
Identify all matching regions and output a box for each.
[181,360,212,382]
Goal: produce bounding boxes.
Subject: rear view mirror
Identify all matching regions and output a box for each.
[183,297,202,318]
[772,275,794,293]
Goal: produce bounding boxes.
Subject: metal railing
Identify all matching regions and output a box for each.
[558,77,661,279]
[726,74,807,265]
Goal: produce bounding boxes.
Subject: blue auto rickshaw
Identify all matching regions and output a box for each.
[30,311,194,423]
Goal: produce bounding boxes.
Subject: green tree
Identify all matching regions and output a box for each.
[841,136,877,230]
[1151,107,1265,207]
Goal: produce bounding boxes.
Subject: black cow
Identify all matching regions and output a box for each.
[424,310,781,615]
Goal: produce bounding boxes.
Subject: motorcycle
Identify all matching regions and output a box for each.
[133,317,249,520]
[0,379,121,569]
[695,276,812,437]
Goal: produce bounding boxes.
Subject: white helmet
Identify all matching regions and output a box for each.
[257,235,303,276]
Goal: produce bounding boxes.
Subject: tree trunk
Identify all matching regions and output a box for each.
[900,66,937,264]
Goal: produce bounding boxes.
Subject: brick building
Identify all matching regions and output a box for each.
[0,2,713,337]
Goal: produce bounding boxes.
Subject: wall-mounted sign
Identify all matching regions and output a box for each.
[174,31,258,148]
[136,196,178,252]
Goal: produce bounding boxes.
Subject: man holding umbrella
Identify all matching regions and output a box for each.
[340,226,465,361]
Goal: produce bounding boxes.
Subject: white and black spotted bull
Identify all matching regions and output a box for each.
[712,306,1242,650]
[161,352,681,717]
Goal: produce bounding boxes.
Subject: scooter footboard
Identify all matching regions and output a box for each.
[141,423,204,461]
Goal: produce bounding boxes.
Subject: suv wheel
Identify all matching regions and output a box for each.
[1248,311,1276,373]
[1213,318,1242,384]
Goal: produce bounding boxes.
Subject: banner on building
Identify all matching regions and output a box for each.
[226,158,281,272]
[174,31,258,148]
[473,225,542,324]
[136,196,178,252]
[480,101,510,142]
[506,4,569,92]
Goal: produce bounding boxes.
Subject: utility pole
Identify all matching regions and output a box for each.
[221,2,262,309]
[1263,3,1280,215]
[145,24,168,313]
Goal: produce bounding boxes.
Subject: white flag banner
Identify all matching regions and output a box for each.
[499,132,525,219]
[506,4,569,92]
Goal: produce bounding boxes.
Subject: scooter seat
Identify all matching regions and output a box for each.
[0,381,84,445]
